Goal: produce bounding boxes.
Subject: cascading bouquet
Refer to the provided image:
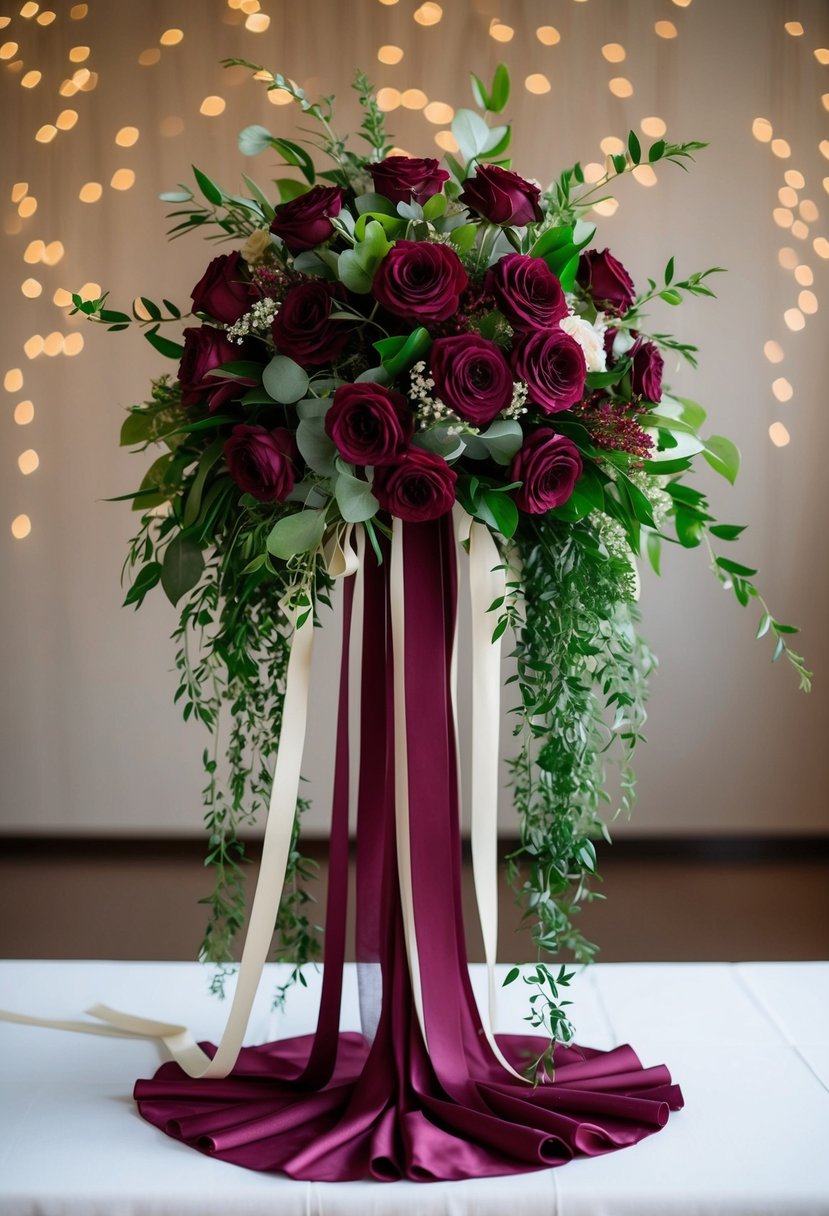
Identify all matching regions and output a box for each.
[75,63,809,1031]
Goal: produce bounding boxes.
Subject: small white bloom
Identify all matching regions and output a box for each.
[560,313,607,373]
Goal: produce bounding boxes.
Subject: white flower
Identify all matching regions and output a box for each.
[560,312,608,373]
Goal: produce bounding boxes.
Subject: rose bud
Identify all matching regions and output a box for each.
[223,424,298,503]
[325,382,414,466]
[511,329,587,414]
[372,240,468,323]
[510,428,583,514]
[459,164,543,226]
[629,337,664,402]
[430,335,513,426]
[369,156,450,206]
[271,281,351,366]
[178,325,239,410]
[269,185,345,255]
[190,251,254,325]
[485,252,568,331]
[576,248,636,316]
[372,446,457,522]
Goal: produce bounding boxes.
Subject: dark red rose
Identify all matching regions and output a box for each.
[190,251,253,325]
[630,337,664,402]
[325,382,414,466]
[511,330,586,414]
[271,281,351,366]
[485,253,568,331]
[372,240,468,323]
[269,185,344,255]
[223,424,297,502]
[178,325,239,410]
[430,335,513,426]
[510,428,583,514]
[373,446,457,522]
[368,156,450,206]
[459,165,543,226]
[577,248,636,316]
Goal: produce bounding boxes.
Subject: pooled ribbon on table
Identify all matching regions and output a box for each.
[0,513,525,1084]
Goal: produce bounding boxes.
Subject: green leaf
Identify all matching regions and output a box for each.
[274,177,308,204]
[675,505,704,548]
[452,108,491,163]
[477,488,519,538]
[422,191,447,221]
[373,327,432,378]
[646,530,662,575]
[296,417,337,477]
[462,419,523,465]
[238,124,274,156]
[450,222,477,253]
[703,435,740,485]
[710,523,747,541]
[502,966,520,986]
[266,508,327,558]
[337,249,374,293]
[660,288,683,305]
[627,130,641,164]
[120,410,153,447]
[489,63,510,113]
[242,173,277,219]
[139,296,162,321]
[334,463,379,523]
[648,139,666,163]
[183,439,224,528]
[355,192,399,216]
[262,355,309,404]
[144,326,185,360]
[530,224,573,260]
[161,534,205,606]
[470,72,489,110]
[715,556,758,577]
[756,613,772,639]
[123,561,162,607]
[271,137,316,184]
[192,165,223,206]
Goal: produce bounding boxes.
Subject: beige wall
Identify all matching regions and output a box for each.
[1,0,828,838]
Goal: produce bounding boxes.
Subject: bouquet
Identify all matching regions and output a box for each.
[74,63,809,1035]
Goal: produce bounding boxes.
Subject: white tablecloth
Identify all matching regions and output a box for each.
[0,960,827,1215]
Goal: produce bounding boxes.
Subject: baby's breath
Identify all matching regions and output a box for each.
[225,297,279,345]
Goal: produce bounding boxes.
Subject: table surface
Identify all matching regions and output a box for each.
[0,960,827,1216]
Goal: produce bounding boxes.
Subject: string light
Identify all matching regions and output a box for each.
[56,109,79,130]
[434,130,459,153]
[43,332,64,356]
[21,278,41,298]
[35,124,58,143]
[641,116,667,137]
[536,26,560,45]
[138,48,161,66]
[600,135,625,155]
[771,138,791,158]
[799,199,819,222]
[413,3,442,24]
[814,48,829,64]
[11,182,28,202]
[63,332,84,356]
[111,168,136,190]
[159,115,185,135]
[632,165,658,186]
[4,369,24,393]
[525,73,551,94]
[784,308,805,330]
[794,265,813,285]
[267,89,292,106]
[400,88,428,109]
[582,162,605,182]
[11,515,32,539]
[14,400,34,425]
[17,196,37,218]
[763,340,784,363]
[751,117,773,142]
[608,77,633,98]
[23,240,44,263]
[79,181,103,203]
[814,237,829,258]
[593,199,619,217]
[376,87,401,111]
[784,169,805,188]
[23,335,44,358]
[53,287,73,307]
[200,95,226,116]
[790,220,809,240]
[798,290,818,314]
[69,3,88,16]
[115,126,139,147]
[769,421,790,447]
[0,41,19,59]
[778,186,798,207]
[21,70,41,87]
[654,21,677,38]
[160,28,183,45]
[245,14,270,31]
[784,21,804,36]
[20,2,39,16]
[68,46,90,61]
[42,240,64,265]
[377,45,404,64]
[35,9,55,23]
[18,449,39,475]
[602,43,626,62]
[423,101,454,124]
[778,246,798,269]
[772,377,793,401]
[489,21,514,42]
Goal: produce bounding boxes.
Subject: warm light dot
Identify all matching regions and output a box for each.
[785,21,804,35]
[160,115,185,135]
[3,217,22,237]
[79,181,103,203]
[18,449,39,475]
[794,264,813,285]
[602,43,626,62]
[23,239,44,264]
[773,209,793,229]
[11,182,27,203]
[814,236,829,258]
[11,515,32,540]
[536,25,560,45]
[200,95,226,116]
[239,0,260,11]
[401,88,428,109]
[413,2,442,24]
[20,1,39,16]
[785,169,805,188]
[0,16,10,26]
[778,246,798,268]
[43,331,63,356]
[608,77,633,98]
[751,117,773,142]
[53,287,72,307]
[772,377,793,402]
[6,58,24,73]
[654,20,677,38]
[593,198,619,217]
[4,368,24,393]
[14,400,34,425]
[600,135,625,155]
[115,125,139,147]
[377,0,399,4]
[386,146,413,158]
[110,168,136,191]
[376,86,401,111]
[769,422,790,447]
[771,138,791,158]
[35,9,55,23]
[824,177,829,194]
[70,3,88,15]
[632,164,657,186]
[791,219,809,240]
[244,10,269,28]
[525,73,551,94]
[160,28,184,45]
[641,115,667,137]
[77,281,100,298]
[784,308,805,330]
[799,198,819,222]
[434,130,459,153]
[68,45,89,61]
[0,41,19,58]
[21,70,41,87]
[80,68,98,89]
[583,161,605,182]
[56,108,78,130]
[267,88,292,105]
[21,278,41,298]
[815,47,829,64]
[489,21,514,42]
[35,124,58,143]
[63,331,84,356]
[423,101,454,124]
[17,196,37,218]
[779,186,798,207]
[23,335,44,359]
[763,340,784,363]
[138,48,161,66]
[59,79,79,96]
[798,290,818,314]
[377,44,404,64]
[42,240,64,265]
[132,298,154,321]
[672,0,692,6]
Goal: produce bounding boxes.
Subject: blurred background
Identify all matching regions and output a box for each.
[1,0,827,963]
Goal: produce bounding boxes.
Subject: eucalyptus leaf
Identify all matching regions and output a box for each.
[262,355,309,404]
[296,417,337,477]
[463,419,523,465]
[266,509,326,558]
[238,124,274,156]
[334,463,379,523]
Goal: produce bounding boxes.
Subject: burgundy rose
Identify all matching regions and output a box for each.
[373,446,457,522]
[485,253,568,331]
[430,335,513,426]
[372,240,468,323]
[178,325,239,410]
[269,185,344,255]
[511,330,587,414]
[577,248,636,316]
[190,251,253,325]
[325,382,414,466]
[630,338,664,402]
[459,165,543,226]
[510,429,583,514]
[271,281,351,366]
[223,424,297,503]
[369,156,450,206]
